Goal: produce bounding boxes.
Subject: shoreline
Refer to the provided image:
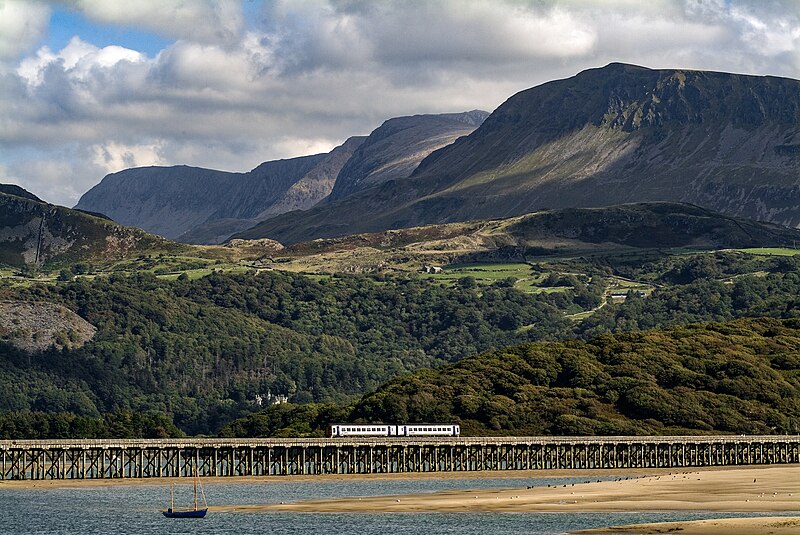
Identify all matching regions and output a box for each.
[572,517,800,534]
[223,465,800,514]
[4,466,800,533]
[0,466,716,490]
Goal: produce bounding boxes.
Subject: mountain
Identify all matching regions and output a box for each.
[174,137,367,244]
[326,110,489,201]
[76,111,488,245]
[236,63,800,244]
[75,152,330,243]
[0,186,173,268]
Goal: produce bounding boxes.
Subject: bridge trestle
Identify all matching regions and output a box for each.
[1,436,799,480]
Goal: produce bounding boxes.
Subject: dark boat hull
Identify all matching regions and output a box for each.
[163,508,208,518]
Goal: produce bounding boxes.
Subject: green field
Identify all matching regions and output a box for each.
[738,247,800,256]
[419,262,556,293]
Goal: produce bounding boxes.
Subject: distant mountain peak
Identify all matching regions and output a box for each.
[76,110,488,244]
[326,110,489,202]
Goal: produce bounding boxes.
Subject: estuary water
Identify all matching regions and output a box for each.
[0,475,781,535]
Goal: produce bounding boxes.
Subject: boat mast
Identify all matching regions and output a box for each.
[170,482,174,511]
[193,466,198,511]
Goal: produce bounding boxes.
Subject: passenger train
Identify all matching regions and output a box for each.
[328,423,460,437]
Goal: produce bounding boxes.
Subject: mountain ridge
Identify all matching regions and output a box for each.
[327,110,490,201]
[236,63,800,244]
[76,110,489,244]
[75,153,330,242]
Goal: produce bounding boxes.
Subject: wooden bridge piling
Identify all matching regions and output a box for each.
[1,435,799,481]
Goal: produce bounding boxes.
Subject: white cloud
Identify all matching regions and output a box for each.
[91,141,165,174]
[2,0,800,207]
[730,5,800,57]
[0,0,50,60]
[3,151,101,203]
[17,36,144,87]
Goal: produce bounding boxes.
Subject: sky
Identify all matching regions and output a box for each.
[1,0,799,207]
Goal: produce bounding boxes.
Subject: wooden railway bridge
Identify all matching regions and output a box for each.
[1,435,798,481]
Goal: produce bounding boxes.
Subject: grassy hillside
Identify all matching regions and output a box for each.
[2,245,795,437]
[3,199,800,437]
[243,203,800,274]
[0,190,182,269]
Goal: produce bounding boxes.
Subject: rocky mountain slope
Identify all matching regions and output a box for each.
[77,111,488,244]
[326,110,489,201]
[76,152,330,242]
[0,184,42,202]
[173,137,367,244]
[237,63,800,244]
[0,301,96,352]
[0,185,174,268]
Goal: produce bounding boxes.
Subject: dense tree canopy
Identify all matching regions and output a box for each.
[0,270,585,435]
[227,317,800,437]
[1,250,799,438]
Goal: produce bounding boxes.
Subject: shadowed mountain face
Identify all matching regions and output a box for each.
[75,152,330,242]
[0,186,170,268]
[75,111,487,245]
[174,137,367,244]
[236,63,800,245]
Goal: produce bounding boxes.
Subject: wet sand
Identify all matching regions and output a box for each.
[222,465,800,514]
[4,466,800,532]
[573,516,800,534]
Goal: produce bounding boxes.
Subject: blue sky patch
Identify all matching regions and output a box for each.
[46,7,173,57]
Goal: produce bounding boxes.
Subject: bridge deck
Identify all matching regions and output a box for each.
[1,435,798,480]
[3,434,798,449]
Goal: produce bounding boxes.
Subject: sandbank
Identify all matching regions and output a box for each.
[223,465,800,513]
[0,467,693,490]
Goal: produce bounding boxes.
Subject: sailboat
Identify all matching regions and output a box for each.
[162,468,208,518]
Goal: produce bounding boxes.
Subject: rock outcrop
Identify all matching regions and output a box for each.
[0,187,171,268]
[0,301,96,352]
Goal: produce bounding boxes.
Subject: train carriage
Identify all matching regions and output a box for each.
[328,423,460,437]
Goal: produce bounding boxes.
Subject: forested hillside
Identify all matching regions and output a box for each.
[0,270,586,435]
[224,317,800,437]
[2,250,799,437]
